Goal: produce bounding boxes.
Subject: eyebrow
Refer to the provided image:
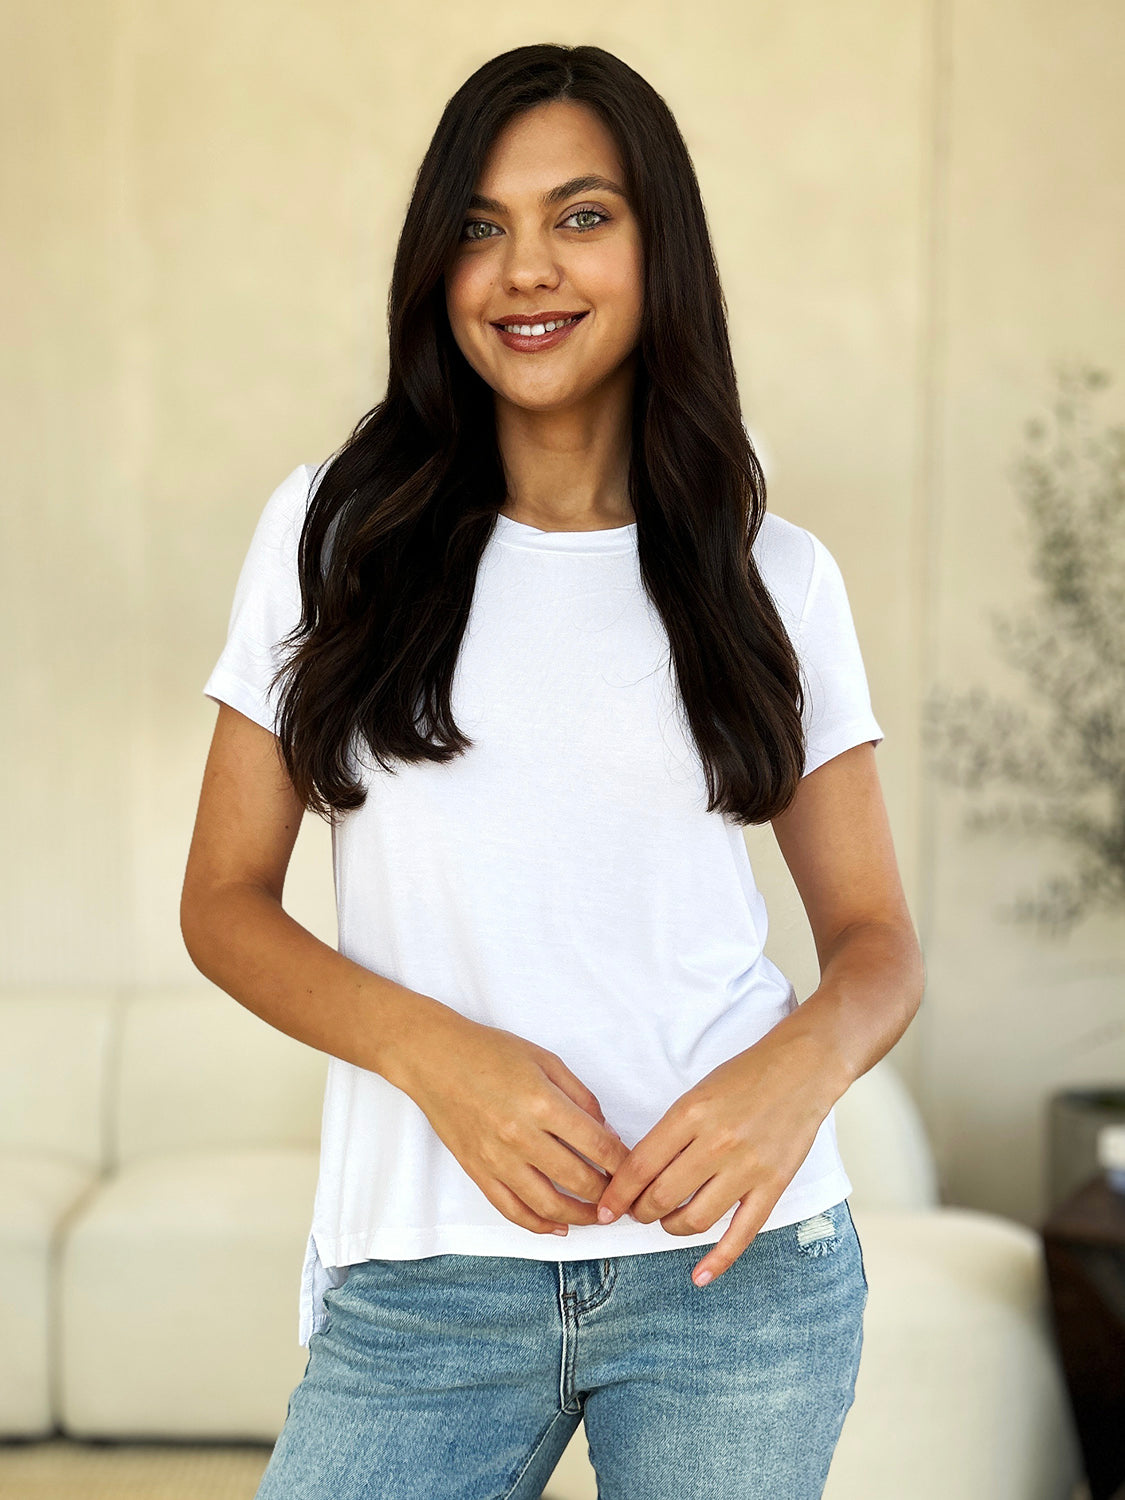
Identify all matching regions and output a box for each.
[466,174,628,214]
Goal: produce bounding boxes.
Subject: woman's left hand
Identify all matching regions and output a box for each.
[594,1027,846,1287]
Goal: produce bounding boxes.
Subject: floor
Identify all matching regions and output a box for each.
[0,1440,272,1499]
[0,1436,1091,1499]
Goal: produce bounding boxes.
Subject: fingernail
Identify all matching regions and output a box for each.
[597,1206,615,1224]
[552,1227,568,1236]
[694,1270,713,1287]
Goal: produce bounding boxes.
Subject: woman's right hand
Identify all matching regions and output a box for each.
[396,1014,631,1237]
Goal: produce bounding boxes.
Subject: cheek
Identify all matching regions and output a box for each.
[589,248,644,327]
[445,262,488,340]
[597,283,645,351]
[623,248,645,318]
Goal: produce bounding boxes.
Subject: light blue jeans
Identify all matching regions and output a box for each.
[255,1196,868,1499]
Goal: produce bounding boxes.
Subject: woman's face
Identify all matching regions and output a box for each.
[444,99,644,415]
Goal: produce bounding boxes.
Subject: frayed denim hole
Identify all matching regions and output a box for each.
[795,1205,842,1257]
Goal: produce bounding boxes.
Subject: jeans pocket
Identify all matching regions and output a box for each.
[844,1199,870,1296]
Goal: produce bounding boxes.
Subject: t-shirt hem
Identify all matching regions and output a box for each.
[297,1165,853,1345]
[803,719,884,778]
[202,668,277,735]
[315,1166,853,1265]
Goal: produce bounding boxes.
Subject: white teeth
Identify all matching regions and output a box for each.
[498,314,580,336]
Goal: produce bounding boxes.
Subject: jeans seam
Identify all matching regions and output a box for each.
[500,1405,575,1500]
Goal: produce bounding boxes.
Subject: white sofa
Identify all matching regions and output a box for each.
[0,986,1083,1498]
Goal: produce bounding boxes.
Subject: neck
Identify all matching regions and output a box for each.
[493,368,635,531]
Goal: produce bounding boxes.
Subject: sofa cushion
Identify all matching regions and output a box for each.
[113,988,328,1166]
[832,1205,1081,1500]
[833,1059,941,1210]
[0,1150,102,1436]
[0,990,117,1166]
[59,1145,318,1440]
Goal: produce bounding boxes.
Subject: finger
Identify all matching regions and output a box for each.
[514,1162,608,1227]
[538,1054,608,1127]
[653,1174,729,1235]
[550,1124,629,1186]
[684,1195,764,1286]
[595,1119,692,1223]
[485,1175,575,1237]
[548,1092,630,1175]
[532,1136,616,1209]
[630,1153,721,1227]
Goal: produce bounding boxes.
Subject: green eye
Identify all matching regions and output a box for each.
[459,206,611,243]
[565,208,611,231]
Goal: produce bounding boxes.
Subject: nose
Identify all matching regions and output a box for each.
[500,232,564,294]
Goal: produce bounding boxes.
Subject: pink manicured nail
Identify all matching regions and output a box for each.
[694,1269,713,1286]
[597,1206,615,1223]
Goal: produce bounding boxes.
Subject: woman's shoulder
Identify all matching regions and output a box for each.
[751,510,818,624]
[257,458,331,539]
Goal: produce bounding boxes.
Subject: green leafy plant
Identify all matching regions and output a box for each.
[922,362,1125,938]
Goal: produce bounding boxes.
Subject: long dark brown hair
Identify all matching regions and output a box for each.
[271,43,806,827]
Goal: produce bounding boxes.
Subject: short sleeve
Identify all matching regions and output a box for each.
[796,532,885,777]
[201,462,313,735]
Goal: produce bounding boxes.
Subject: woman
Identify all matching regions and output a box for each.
[183,42,923,1500]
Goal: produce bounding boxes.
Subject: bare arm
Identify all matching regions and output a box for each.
[767,740,925,1101]
[592,741,923,1286]
[180,701,626,1234]
[180,701,467,1094]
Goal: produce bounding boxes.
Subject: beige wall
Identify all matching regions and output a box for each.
[4,0,1122,1229]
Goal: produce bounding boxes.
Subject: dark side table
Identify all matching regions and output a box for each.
[1040,1175,1125,1500]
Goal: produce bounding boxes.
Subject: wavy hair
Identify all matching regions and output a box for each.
[271,42,806,826]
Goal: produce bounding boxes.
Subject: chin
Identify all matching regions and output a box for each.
[501,385,589,413]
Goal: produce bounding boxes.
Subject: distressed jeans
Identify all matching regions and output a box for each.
[254,1196,868,1500]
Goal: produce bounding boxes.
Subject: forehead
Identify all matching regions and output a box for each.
[471,101,627,207]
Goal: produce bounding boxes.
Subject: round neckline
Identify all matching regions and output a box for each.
[493,512,637,553]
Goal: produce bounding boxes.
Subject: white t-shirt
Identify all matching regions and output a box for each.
[202,461,885,1347]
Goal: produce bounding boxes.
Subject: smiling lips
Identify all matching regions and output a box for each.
[491,310,589,353]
